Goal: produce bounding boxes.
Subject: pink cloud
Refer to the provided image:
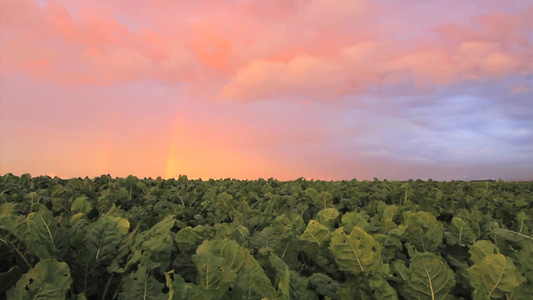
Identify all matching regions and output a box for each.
[1,0,531,100]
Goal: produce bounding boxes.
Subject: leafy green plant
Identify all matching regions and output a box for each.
[0,174,531,299]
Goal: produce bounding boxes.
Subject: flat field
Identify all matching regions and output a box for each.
[1,174,532,299]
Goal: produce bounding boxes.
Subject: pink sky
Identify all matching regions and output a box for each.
[1,0,532,180]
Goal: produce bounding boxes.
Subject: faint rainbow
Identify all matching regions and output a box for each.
[164,99,188,179]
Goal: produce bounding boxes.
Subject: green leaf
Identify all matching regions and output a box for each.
[1,202,19,216]
[26,206,63,259]
[0,215,33,269]
[329,226,381,275]
[83,217,126,264]
[392,260,409,282]
[7,258,72,299]
[301,220,331,246]
[402,211,443,253]
[516,211,529,235]
[71,196,92,214]
[306,188,333,209]
[369,275,399,300]
[444,217,478,246]
[193,252,235,299]
[68,217,127,298]
[315,208,340,227]
[469,240,496,263]
[308,273,339,298]
[0,265,23,294]
[299,219,336,272]
[341,211,373,233]
[233,260,279,300]
[127,215,175,271]
[195,239,279,300]
[493,228,533,244]
[196,239,250,273]
[374,225,406,262]
[268,252,317,300]
[107,228,138,274]
[213,222,249,244]
[107,216,130,235]
[175,225,214,253]
[274,258,291,300]
[466,254,522,299]
[250,226,281,251]
[287,270,318,300]
[336,279,373,300]
[76,293,88,300]
[378,205,400,233]
[269,214,305,266]
[517,240,533,282]
[508,282,533,300]
[164,271,203,300]
[397,252,455,300]
[119,263,167,300]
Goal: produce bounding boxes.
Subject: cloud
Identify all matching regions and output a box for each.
[1,0,531,101]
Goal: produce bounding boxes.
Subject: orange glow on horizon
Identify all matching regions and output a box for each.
[163,101,299,180]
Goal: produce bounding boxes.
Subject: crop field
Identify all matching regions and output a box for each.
[0,173,532,299]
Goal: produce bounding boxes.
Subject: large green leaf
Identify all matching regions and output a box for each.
[83,217,127,264]
[26,205,64,259]
[444,217,479,246]
[213,222,249,245]
[374,225,406,262]
[193,252,236,299]
[126,215,175,270]
[74,217,128,297]
[175,225,214,253]
[165,271,203,300]
[329,226,381,275]
[196,239,250,273]
[0,265,23,294]
[1,202,19,216]
[315,208,340,228]
[268,252,317,300]
[0,215,34,269]
[369,275,399,300]
[517,240,533,282]
[250,226,281,252]
[336,279,374,300]
[7,258,72,299]
[71,196,92,214]
[195,239,279,300]
[341,211,373,233]
[232,260,279,300]
[469,240,496,263]
[119,263,167,300]
[268,253,291,300]
[493,228,533,244]
[402,211,443,253]
[508,282,533,300]
[308,273,339,298]
[107,228,138,274]
[394,252,455,300]
[288,271,319,300]
[378,205,400,233]
[301,220,331,246]
[269,214,305,266]
[305,188,333,209]
[466,253,522,299]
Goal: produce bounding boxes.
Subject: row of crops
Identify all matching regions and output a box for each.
[0,173,532,299]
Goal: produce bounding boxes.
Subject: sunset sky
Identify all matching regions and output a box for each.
[1,0,532,181]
